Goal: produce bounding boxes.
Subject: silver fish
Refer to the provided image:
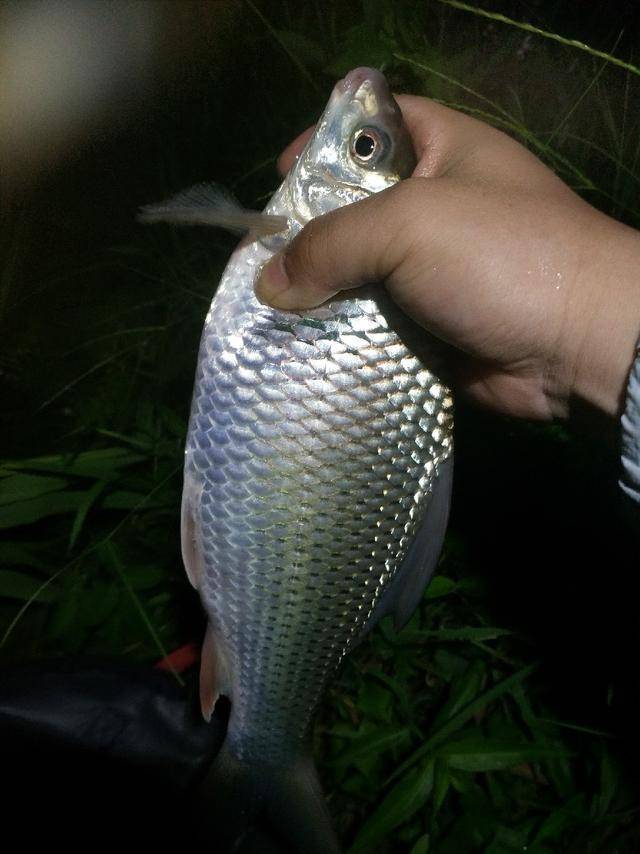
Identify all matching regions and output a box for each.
[145,67,453,852]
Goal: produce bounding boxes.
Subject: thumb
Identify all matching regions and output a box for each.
[255,179,417,310]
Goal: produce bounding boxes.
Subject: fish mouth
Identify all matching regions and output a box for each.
[334,66,400,122]
[336,66,390,98]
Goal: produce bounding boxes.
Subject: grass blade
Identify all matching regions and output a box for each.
[350,760,435,852]
[101,540,184,687]
[329,726,410,767]
[433,0,640,79]
[438,736,571,771]
[386,663,537,784]
[0,463,180,648]
[68,479,108,550]
[245,0,321,92]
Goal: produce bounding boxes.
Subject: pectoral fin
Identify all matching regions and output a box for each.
[138,182,288,236]
[181,473,205,590]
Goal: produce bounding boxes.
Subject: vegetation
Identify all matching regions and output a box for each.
[2,1,639,850]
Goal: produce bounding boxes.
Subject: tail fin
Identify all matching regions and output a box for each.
[196,740,340,854]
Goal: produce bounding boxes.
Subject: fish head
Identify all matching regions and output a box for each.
[140,69,416,247]
[288,67,416,223]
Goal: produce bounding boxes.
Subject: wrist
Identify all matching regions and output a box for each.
[556,215,640,421]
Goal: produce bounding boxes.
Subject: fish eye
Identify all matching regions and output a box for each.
[350,127,384,164]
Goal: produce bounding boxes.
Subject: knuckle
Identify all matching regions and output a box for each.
[394,176,428,206]
[379,178,429,267]
[286,217,336,292]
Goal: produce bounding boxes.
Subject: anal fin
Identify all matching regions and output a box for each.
[200,622,230,722]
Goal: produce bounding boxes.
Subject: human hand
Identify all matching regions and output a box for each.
[256,96,640,422]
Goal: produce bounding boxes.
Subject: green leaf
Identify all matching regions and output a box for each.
[95,429,154,451]
[545,752,577,800]
[356,680,393,722]
[350,760,434,852]
[0,570,57,603]
[431,759,451,816]
[102,490,170,510]
[80,583,120,627]
[413,627,511,642]
[438,737,571,772]
[100,541,183,686]
[532,795,587,845]
[368,669,411,715]
[431,648,471,681]
[48,587,81,640]
[456,576,487,597]
[0,490,87,528]
[510,683,538,726]
[387,664,537,785]
[432,660,485,731]
[0,473,68,505]
[68,479,108,550]
[327,721,363,740]
[484,824,535,853]
[330,726,410,767]
[424,575,457,599]
[409,833,430,854]
[436,787,495,853]
[126,564,168,591]
[326,24,394,77]
[2,448,144,480]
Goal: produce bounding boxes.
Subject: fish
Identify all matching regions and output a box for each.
[142,67,453,853]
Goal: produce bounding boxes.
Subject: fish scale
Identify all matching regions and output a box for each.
[184,231,453,765]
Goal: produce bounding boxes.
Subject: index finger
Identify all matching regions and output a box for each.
[395,94,563,190]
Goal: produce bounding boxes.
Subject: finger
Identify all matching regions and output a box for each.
[394,94,477,177]
[255,178,421,310]
[395,94,563,192]
[277,126,315,177]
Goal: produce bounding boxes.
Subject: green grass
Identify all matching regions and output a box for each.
[2,1,640,850]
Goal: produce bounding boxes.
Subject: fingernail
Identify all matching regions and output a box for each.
[255,253,291,307]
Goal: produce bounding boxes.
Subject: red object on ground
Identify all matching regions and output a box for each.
[155,643,199,674]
